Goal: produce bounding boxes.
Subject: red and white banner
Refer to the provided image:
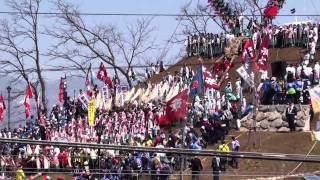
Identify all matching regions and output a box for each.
[58,77,64,102]
[0,94,5,121]
[203,67,220,90]
[24,82,33,119]
[165,89,188,122]
[256,35,270,71]
[97,62,107,81]
[241,39,256,63]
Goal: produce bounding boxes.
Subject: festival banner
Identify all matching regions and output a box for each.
[203,66,220,90]
[88,99,96,127]
[166,89,188,122]
[309,86,320,113]
[236,66,254,88]
[0,94,5,121]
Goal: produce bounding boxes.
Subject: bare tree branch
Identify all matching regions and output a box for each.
[47,0,158,88]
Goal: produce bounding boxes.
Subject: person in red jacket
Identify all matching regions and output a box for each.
[58,148,69,170]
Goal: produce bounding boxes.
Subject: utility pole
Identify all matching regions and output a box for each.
[6,86,11,130]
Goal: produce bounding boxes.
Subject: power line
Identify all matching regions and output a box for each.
[0,11,319,17]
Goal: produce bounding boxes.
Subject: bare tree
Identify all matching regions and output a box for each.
[0,0,47,112]
[178,0,227,38]
[47,0,157,88]
[177,0,266,38]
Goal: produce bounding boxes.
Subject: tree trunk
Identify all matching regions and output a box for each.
[125,74,132,88]
[34,22,47,113]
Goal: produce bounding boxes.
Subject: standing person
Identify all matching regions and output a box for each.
[286,101,297,132]
[151,154,161,180]
[190,156,203,180]
[217,140,230,171]
[211,156,220,180]
[15,165,25,180]
[231,136,240,168]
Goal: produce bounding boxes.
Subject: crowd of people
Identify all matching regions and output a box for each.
[1,0,319,178]
[0,66,243,179]
[185,33,228,58]
[270,22,319,50]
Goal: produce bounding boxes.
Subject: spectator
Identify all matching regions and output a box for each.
[190,156,203,180]
[15,165,25,180]
[231,136,240,168]
[286,101,297,132]
[212,156,221,180]
[217,140,230,171]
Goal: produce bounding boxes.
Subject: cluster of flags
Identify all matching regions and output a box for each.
[159,65,219,125]
[85,62,113,97]
[0,81,34,121]
[208,0,235,24]
[241,33,271,72]
[2,62,219,125]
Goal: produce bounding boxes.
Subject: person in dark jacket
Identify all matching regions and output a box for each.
[286,101,297,131]
[211,156,220,180]
[190,156,203,180]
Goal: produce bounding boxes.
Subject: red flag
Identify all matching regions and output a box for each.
[24,82,33,119]
[264,6,279,18]
[203,67,220,90]
[0,94,5,121]
[58,77,64,102]
[85,64,92,96]
[105,76,113,89]
[166,89,188,122]
[257,35,270,71]
[97,62,107,81]
[158,115,169,126]
[85,77,91,96]
[241,39,256,63]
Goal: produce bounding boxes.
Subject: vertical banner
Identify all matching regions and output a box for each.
[88,99,95,127]
[78,94,88,109]
[236,66,254,88]
[309,86,320,113]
